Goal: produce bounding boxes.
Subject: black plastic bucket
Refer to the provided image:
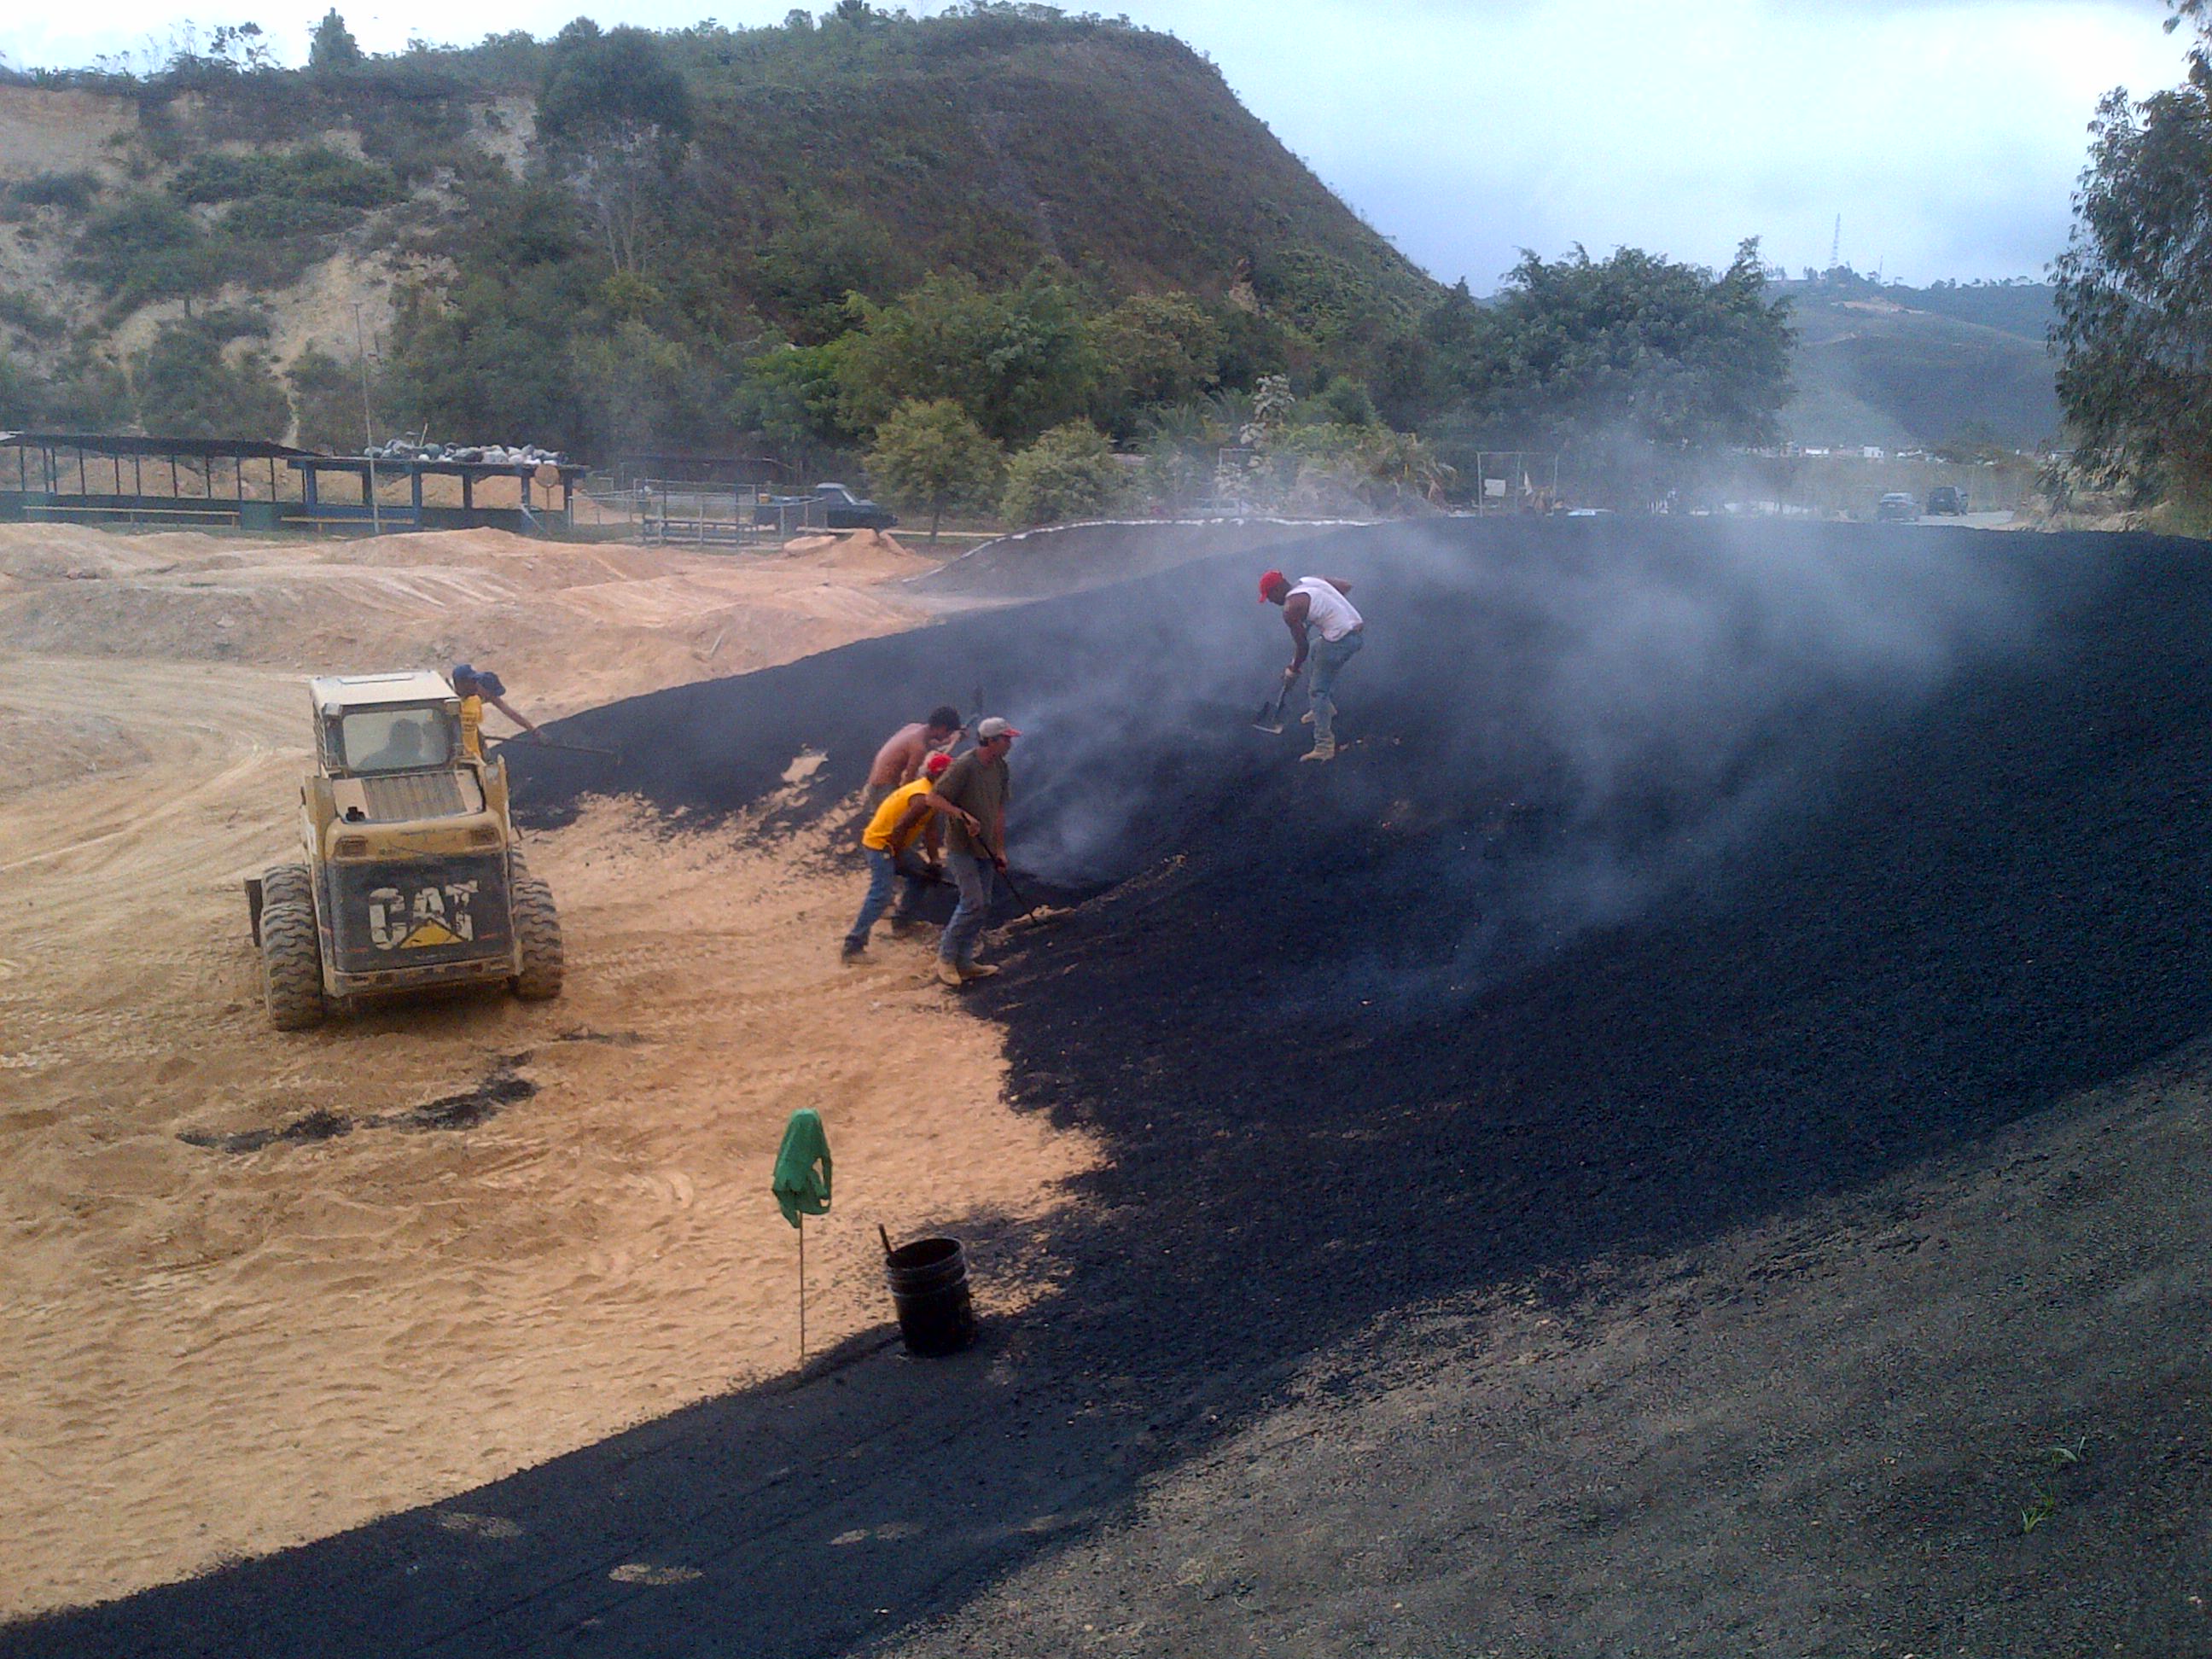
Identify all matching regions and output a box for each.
[884,1236,976,1356]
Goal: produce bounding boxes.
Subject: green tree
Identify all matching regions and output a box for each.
[1089,291,1222,431]
[865,397,1004,544]
[308,9,363,72]
[39,350,132,430]
[571,319,724,455]
[837,269,1098,445]
[134,317,289,439]
[1133,400,1225,513]
[1470,241,1792,453]
[0,352,32,425]
[2054,11,2212,500]
[731,342,860,467]
[1000,420,1123,525]
[752,201,916,344]
[288,343,392,452]
[537,20,696,276]
[537,20,695,146]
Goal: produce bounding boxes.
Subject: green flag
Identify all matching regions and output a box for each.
[771,1109,832,1228]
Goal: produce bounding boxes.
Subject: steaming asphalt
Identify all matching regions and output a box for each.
[15,519,2212,1657]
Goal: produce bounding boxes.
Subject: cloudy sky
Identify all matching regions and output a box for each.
[1,0,2197,288]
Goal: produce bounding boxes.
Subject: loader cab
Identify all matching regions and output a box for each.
[307,672,515,825]
[310,672,460,777]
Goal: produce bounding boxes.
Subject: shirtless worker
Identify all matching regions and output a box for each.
[1259,569,1364,763]
[863,705,963,813]
[450,664,539,759]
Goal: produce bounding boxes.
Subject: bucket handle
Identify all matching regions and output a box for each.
[878,1223,894,1259]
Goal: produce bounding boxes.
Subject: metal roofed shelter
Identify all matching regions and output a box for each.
[288,454,589,535]
[0,431,318,529]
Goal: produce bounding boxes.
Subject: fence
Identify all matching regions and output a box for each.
[623,481,841,549]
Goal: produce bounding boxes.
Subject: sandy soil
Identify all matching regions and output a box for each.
[0,525,1097,1618]
[0,87,136,183]
[0,522,938,718]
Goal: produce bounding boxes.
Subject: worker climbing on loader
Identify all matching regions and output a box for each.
[451,663,538,758]
[1260,569,1364,762]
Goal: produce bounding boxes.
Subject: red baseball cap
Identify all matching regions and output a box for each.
[924,751,953,776]
[1259,569,1288,602]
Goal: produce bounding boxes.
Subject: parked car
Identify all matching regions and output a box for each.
[755,482,899,533]
[810,482,897,530]
[1876,492,1918,521]
[1925,485,1967,515]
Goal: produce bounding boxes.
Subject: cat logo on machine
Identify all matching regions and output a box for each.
[367,882,479,951]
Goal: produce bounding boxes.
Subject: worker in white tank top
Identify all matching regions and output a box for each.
[1259,568,1365,763]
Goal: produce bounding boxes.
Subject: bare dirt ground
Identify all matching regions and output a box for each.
[0,524,1099,1618]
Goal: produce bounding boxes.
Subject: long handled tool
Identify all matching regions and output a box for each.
[998,866,1043,924]
[488,733,621,760]
[1252,676,1293,734]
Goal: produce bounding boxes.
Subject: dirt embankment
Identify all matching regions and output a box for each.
[0,522,1099,1619]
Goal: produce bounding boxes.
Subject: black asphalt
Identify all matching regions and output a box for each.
[15,520,2212,1657]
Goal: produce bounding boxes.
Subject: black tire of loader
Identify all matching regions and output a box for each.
[261,897,326,1030]
[511,875,563,1001]
[262,863,311,910]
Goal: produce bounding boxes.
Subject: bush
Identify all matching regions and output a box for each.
[6,171,100,211]
[171,145,402,209]
[288,342,393,452]
[223,196,358,240]
[0,353,32,425]
[0,289,67,340]
[1000,420,1124,526]
[73,194,235,308]
[134,317,290,439]
[537,20,696,147]
[38,352,135,430]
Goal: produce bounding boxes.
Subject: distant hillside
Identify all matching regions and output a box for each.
[0,12,1438,457]
[1776,276,2062,451]
[672,20,1436,327]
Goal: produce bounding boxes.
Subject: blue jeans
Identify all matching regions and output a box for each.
[1307,627,1364,744]
[938,851,999,966]
[847,846,929,948]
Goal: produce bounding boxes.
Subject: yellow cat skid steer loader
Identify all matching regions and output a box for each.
[245,672,562,1030]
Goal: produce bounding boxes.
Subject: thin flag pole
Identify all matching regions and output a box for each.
[798,1212,806,1361]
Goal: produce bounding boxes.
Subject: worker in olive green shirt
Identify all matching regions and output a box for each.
[929,716,1019,987]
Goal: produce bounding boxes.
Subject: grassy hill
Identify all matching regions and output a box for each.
[0,12,1436,457]
[1777,276,2061,451]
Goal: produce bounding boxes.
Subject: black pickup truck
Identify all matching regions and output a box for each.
[760,482,897,531]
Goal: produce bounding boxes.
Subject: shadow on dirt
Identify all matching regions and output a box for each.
[19,521,2212,1658]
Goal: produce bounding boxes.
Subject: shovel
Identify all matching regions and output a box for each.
[1252,678,1292,734]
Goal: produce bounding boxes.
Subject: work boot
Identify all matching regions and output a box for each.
[959,960,1002,981]
[1301,739,1337,763]
[888,917,923,939]
[935,959,966,988]
[840,939,867,961]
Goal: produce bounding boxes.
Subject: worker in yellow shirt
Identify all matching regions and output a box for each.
[842,751,958,960]
[451,663,538,759]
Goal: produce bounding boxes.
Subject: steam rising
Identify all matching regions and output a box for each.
[996,520,2064,1002]
[521,518,2087,1013]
